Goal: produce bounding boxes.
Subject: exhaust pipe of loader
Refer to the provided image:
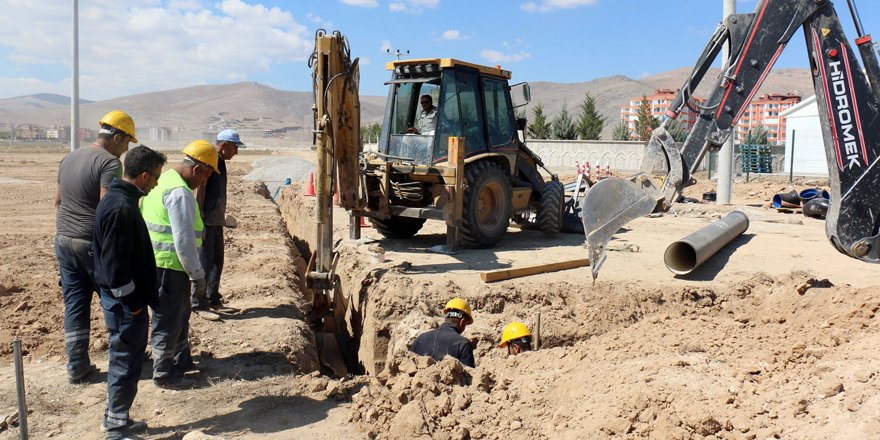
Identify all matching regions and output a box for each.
[663,211,749,275]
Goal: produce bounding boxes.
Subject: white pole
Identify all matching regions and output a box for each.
[71,0,80,151]
[716,0,736,205]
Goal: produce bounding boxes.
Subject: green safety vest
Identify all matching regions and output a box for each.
[141,169,204,272]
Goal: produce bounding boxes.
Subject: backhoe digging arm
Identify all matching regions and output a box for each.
[582,0,880,279]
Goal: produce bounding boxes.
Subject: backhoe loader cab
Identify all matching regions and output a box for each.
[363,58,562,248]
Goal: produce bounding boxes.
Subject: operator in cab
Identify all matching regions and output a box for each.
[406,94,436,135]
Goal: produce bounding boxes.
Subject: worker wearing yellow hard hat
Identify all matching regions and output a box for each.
[410,297,476,367]
[98,110,138,157]
[55,110,138,385]
[499,321,533,355]
[140,140,217,389]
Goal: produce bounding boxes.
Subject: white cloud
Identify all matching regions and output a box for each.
[441,30,461,41]
[0,0,314,99]
[388,0,440,13]
[480,50,531,63]
[381,40,394,52]
[306,12,333,29]
[501,38,524,49]
[359,57,371,66]
[521,0,598,13]
[340,0,379,7]
[168,0,203,10]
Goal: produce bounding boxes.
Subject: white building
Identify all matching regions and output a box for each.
[148,127,172,142]
[780,95,829,176]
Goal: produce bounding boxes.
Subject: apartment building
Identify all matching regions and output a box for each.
[46,126,71,141]
[736,93,801,145]
[619,89,704,139]
[148,126,173,142]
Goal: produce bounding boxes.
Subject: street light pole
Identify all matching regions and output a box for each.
[717,0,736,205]
[71,0,80,151]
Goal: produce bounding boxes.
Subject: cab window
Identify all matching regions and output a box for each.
[482,78,514,147]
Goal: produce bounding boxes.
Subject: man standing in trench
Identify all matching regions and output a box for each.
[55,110,135,383]
[498,321,533,355]
[141,140,217,388]
[93,145,166,438]
[192,129,245,314]
[410,297,476,368]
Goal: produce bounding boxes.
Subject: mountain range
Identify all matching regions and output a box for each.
[0,67,814,141]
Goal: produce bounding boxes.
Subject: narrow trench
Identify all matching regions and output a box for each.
[268,185,365,378]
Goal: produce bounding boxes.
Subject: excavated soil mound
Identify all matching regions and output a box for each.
[275,169,880,439]
[346,272,880,439]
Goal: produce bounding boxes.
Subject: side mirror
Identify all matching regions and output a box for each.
[510,82,531,108]
[516,118,527,131]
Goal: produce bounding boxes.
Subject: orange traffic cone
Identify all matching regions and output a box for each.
[304,172,316,197]
[604,165,611,177]
[585,161,591,179]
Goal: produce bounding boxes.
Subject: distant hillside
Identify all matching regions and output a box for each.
[0,93,93,116]
[0,82,386,135]
[0,67,813,141]
[525,67,814,138]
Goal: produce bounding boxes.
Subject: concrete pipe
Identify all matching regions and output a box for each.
[664,211,750,275]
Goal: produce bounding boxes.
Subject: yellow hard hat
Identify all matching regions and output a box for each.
[99,110,138,143]
[498,321,532,348]
[442,297,473,324]
[182,140,220,173]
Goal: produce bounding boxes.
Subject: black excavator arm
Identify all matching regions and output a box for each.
[582,0,880,278]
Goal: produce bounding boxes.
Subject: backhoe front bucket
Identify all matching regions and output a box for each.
[581,177,658,279]
[581,128,686,279]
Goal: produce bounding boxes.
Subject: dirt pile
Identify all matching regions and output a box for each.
[344,271,880,439]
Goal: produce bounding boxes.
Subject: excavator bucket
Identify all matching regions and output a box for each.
[581,128,687,279]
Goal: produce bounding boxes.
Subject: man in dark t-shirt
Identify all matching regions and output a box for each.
[192,129,245,312]
[55,110,135,383]
[410,297,476,368]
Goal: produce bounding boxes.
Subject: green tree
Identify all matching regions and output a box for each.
[666,119,688,142]
[361,122,381,144]
[527,104,552,139]
[745,124,770,145]
[575,93,606,140]
[634,95,660,141]
[551,103,577,140]
[612,120,631,141]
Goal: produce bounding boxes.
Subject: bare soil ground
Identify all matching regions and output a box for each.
[0,146,361,439]
[2,146,880,439]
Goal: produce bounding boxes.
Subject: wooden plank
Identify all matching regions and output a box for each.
[480,258,590,283]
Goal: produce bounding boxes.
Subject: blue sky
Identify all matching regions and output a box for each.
[1,0,878,100]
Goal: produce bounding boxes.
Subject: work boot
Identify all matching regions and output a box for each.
[102,418,147,440]
[209,299,238,314]
[153,376,196,390]
[193,309,221,321]
[67,363,98,384]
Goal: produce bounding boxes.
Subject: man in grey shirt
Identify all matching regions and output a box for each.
[55,110,136,383]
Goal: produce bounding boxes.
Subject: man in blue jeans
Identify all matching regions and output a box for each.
[192,129,245,313]
[55,110,135,383]
[93,146,166,439]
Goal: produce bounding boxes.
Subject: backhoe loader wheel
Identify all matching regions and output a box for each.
[371,216,427,239]
[461,161,512,248]
[537,180,564,235]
